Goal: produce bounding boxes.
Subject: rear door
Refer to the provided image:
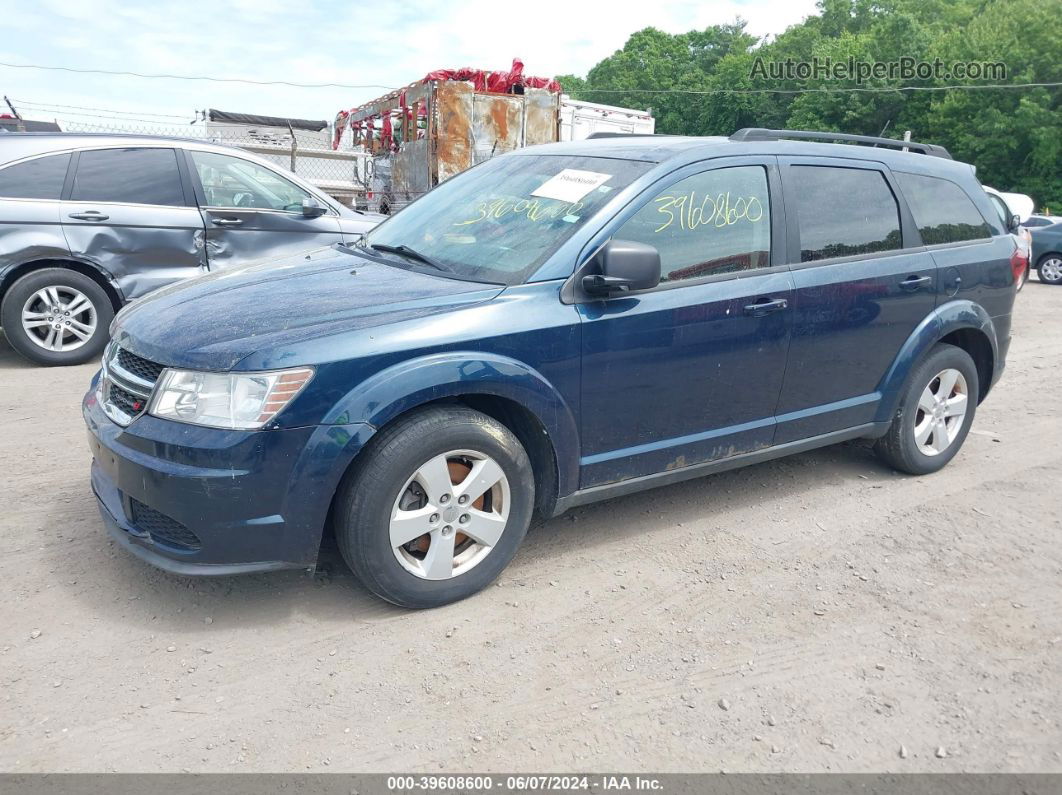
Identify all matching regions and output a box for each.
[893,171,1013,318]
[60,147,206,300]
[184,149,342,270]
[774,158,938,443]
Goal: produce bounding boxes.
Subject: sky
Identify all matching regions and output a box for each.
[1,0,819,133]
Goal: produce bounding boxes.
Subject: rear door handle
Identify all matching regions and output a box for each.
[68,211,109,221]
[211,217,243,227]
[900,275,933,291]
[743,297,789,316]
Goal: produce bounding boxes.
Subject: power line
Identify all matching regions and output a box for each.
[569,81,1062,95]
[3,58,1055,96]
[10,97,190,120]
[0,60,396,90]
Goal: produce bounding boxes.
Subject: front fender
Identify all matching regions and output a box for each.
[875,299,998,423]
[322,351,580,497]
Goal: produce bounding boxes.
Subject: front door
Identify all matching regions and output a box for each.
[773,158,938,443]
[578,159,793,488]
[185,150,342,271]
[60,147,206,300]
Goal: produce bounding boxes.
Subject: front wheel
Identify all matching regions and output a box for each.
[335,406,534,608]
[0,268,114,366]
[874,344,979,475]
[1037,255,1062,285]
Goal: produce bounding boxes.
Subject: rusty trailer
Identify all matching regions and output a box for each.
[334,68,562,213]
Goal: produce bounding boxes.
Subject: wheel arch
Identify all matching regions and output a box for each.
[0,258,125,314]
[321,352,578,516]
[876,300,999,422]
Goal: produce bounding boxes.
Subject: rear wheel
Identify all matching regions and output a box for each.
[1037,255,1062,284]
[0,268,113,366]
[334,406,534,608]
[875,344,979,475]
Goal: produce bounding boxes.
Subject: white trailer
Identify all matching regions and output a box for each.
[559,97,655,141]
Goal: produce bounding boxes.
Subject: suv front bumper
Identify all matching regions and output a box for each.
[84,378,373,575]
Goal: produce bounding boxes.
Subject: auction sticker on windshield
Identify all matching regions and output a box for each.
[532,169,613,203]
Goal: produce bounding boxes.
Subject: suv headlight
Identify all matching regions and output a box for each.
[148,367,314,430]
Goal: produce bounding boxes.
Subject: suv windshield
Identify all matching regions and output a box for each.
[359,154,653,284]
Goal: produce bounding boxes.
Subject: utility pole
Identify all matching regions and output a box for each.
[3,96,26,131]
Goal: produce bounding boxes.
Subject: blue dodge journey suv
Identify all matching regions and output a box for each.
[84,129,1022,607]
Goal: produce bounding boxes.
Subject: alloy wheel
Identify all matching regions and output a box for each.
[1041,257,1062,283]
[389,449,511,580]
[913,368,968,456]
[20,286,97,352]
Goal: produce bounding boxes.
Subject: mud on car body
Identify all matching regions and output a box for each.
[84,129,1019,607]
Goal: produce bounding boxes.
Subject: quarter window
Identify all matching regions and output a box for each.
[794,166,902,262]
[896,172,992,244]
[71,148,184,206]
[614,165,771,282]
[0,153,70,200]
[190,151,312,212]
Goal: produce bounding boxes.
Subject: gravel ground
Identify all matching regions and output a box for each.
[1,281,1060,773]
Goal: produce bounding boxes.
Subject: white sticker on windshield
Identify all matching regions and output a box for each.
[532,169,612,203]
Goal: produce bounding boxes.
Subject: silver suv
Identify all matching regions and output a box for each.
[0,133,381,365]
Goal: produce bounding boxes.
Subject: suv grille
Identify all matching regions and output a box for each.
[100,343,167,426]
[108,383,145,417]
[129,499,202,551]
[116,347,166,383]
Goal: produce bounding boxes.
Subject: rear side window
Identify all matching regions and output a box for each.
[895,172,991,244]
[794,166,902,262]
[71,148,184,206]
[0,153,70,200]
[614,165,772,282]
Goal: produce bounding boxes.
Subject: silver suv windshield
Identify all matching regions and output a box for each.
[358,154,653,285]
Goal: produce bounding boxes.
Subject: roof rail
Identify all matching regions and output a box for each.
[586,132,662,140]
[730,128,952,159]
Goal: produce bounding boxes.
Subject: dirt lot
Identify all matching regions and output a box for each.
[1,282,1060,774]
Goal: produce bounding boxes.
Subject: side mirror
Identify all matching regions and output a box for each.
[302,197,327,218]
[1008,213,1022,233]
[581,239,661,296]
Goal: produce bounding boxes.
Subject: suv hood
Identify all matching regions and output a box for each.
[112,246,503,371]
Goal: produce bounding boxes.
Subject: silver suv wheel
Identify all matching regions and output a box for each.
[389,449,511,580]
[21,286,98,353]
[913,368,968,456]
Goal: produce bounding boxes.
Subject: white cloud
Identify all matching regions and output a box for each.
[2,0,818,125]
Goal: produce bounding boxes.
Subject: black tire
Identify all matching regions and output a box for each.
[0,268,114,366]
[1036,254,1062,285]
[874,343,979,476]
[335,405,534,608]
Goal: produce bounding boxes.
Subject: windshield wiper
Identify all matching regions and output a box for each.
[370,243,454,274]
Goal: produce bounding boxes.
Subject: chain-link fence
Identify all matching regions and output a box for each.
[53,118,372,208]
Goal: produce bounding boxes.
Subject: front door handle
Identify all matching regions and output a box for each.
[68,211,109,221]
[900,274,933,292]
[211,217,243,227]
[744,297,788,316]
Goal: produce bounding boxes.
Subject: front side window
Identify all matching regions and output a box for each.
[795,166,902,262]
[190,151,312,212]
[895,172,992,244]
[0,153,70,200]
[613,165,771,282]
[361,154,653,285]
[71,148,184,206]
